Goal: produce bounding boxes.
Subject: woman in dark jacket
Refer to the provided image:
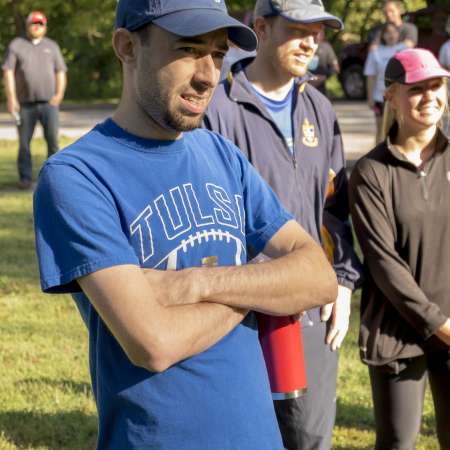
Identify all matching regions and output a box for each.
[349,48,450,450]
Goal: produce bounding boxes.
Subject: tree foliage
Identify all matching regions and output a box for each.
[0,0,119,99]
[0,0,433,100]
[326,0,427,42]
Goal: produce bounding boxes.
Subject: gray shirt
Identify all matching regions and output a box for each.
[2,36,67,103]
[372,22,418,47]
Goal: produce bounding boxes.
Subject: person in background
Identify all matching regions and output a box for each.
[33,0,337,449]
[2,11,67,190]
[220,45,256,80]
[350,48,450,450]
[204,1,362,449]
[364,22,406,144]
[308,30,340,97]
[439,16,450,70]
[439,16,450,135]
[370,0,418,49]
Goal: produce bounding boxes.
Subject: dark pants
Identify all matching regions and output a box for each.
[17,102,59,182]
[274,308,338,450]
[369,351,450,450]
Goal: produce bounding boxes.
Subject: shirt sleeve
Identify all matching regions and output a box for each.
[439,45,445,66]
[228,143,293,259]
[33,163,140,294]
[439,42,450,70]
[323,116,363,290]
[53,43,67,72]
[363,50,377,77]
[2,43,17,71]
[349,159,447,339]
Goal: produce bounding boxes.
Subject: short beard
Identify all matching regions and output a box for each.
[136,80,204,133]
[162,108,204,132]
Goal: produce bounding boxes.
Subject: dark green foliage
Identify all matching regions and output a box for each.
[0,0,430,100]
[0,0,119,100]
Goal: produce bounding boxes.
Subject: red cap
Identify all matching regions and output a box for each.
[385,48,450,86]
[26,11,47,25]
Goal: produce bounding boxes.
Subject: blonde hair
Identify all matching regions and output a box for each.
[381,78,450,140]
[381,87,396,140]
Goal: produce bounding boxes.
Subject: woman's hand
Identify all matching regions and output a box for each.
[435,318,450,347]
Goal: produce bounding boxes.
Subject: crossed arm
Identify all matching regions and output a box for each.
[78,220,337,372]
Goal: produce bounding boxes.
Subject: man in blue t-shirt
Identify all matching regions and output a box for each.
[33,1,337,449]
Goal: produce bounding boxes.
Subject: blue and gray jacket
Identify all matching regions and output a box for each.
[204,58,362,291]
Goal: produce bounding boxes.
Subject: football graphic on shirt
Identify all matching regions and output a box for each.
[153,228,246,270]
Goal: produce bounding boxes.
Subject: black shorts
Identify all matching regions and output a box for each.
[373,102,384,117]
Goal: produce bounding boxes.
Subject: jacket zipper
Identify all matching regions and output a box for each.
[418,169,429,201]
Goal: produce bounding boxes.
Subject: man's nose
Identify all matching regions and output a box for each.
[194,54,219,89]
[300,34,317,49]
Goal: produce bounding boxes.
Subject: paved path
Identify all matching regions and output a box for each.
[334,101,376,164]
[0,101,376,163]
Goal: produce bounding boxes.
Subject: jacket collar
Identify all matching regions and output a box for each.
[226,57,312,106]
[385,123,450,166]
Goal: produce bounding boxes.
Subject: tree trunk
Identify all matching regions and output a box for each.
[8,0,25,37]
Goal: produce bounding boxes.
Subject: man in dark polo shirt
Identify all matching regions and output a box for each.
[2,11,67,189]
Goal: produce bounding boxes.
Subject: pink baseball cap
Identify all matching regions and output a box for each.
[26,11,47,26]
[385,48,450,87]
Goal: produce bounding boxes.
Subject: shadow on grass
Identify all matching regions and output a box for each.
[0,198,39,290]
[16,378,92,397]
[0,410,97,450]
[0,236,39,291]
[336,398,374,431]
[0,142,47,190]
[334,445,372,450]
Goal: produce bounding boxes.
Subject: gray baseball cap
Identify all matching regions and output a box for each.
[254,0,344,30]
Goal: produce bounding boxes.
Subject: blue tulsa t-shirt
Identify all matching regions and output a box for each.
[34,119,291,450]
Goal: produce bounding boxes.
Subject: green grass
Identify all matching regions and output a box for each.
[0,140,439,449]
[0,139,97,450]
[0,138,73,190]
[335,291,438,450]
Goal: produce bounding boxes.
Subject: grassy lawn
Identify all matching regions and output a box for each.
[0,139,438,449]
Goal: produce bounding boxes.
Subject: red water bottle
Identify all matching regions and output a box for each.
[257,314,308,400]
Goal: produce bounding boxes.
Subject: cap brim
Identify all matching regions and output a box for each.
[280,8,343,31]
[28,19,47,25]
[405,67,450,84]
[153,9,258,52]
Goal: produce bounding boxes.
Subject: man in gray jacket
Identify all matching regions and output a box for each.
[204,1,362,449]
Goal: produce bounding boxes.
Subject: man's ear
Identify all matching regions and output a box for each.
[112,28,138,65]
[253,16,272,42]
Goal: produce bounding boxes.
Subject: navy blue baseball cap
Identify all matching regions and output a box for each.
[115,0,258,51]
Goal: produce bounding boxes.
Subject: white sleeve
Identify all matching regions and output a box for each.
[439,42,450,70]
[363,50,377,76]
